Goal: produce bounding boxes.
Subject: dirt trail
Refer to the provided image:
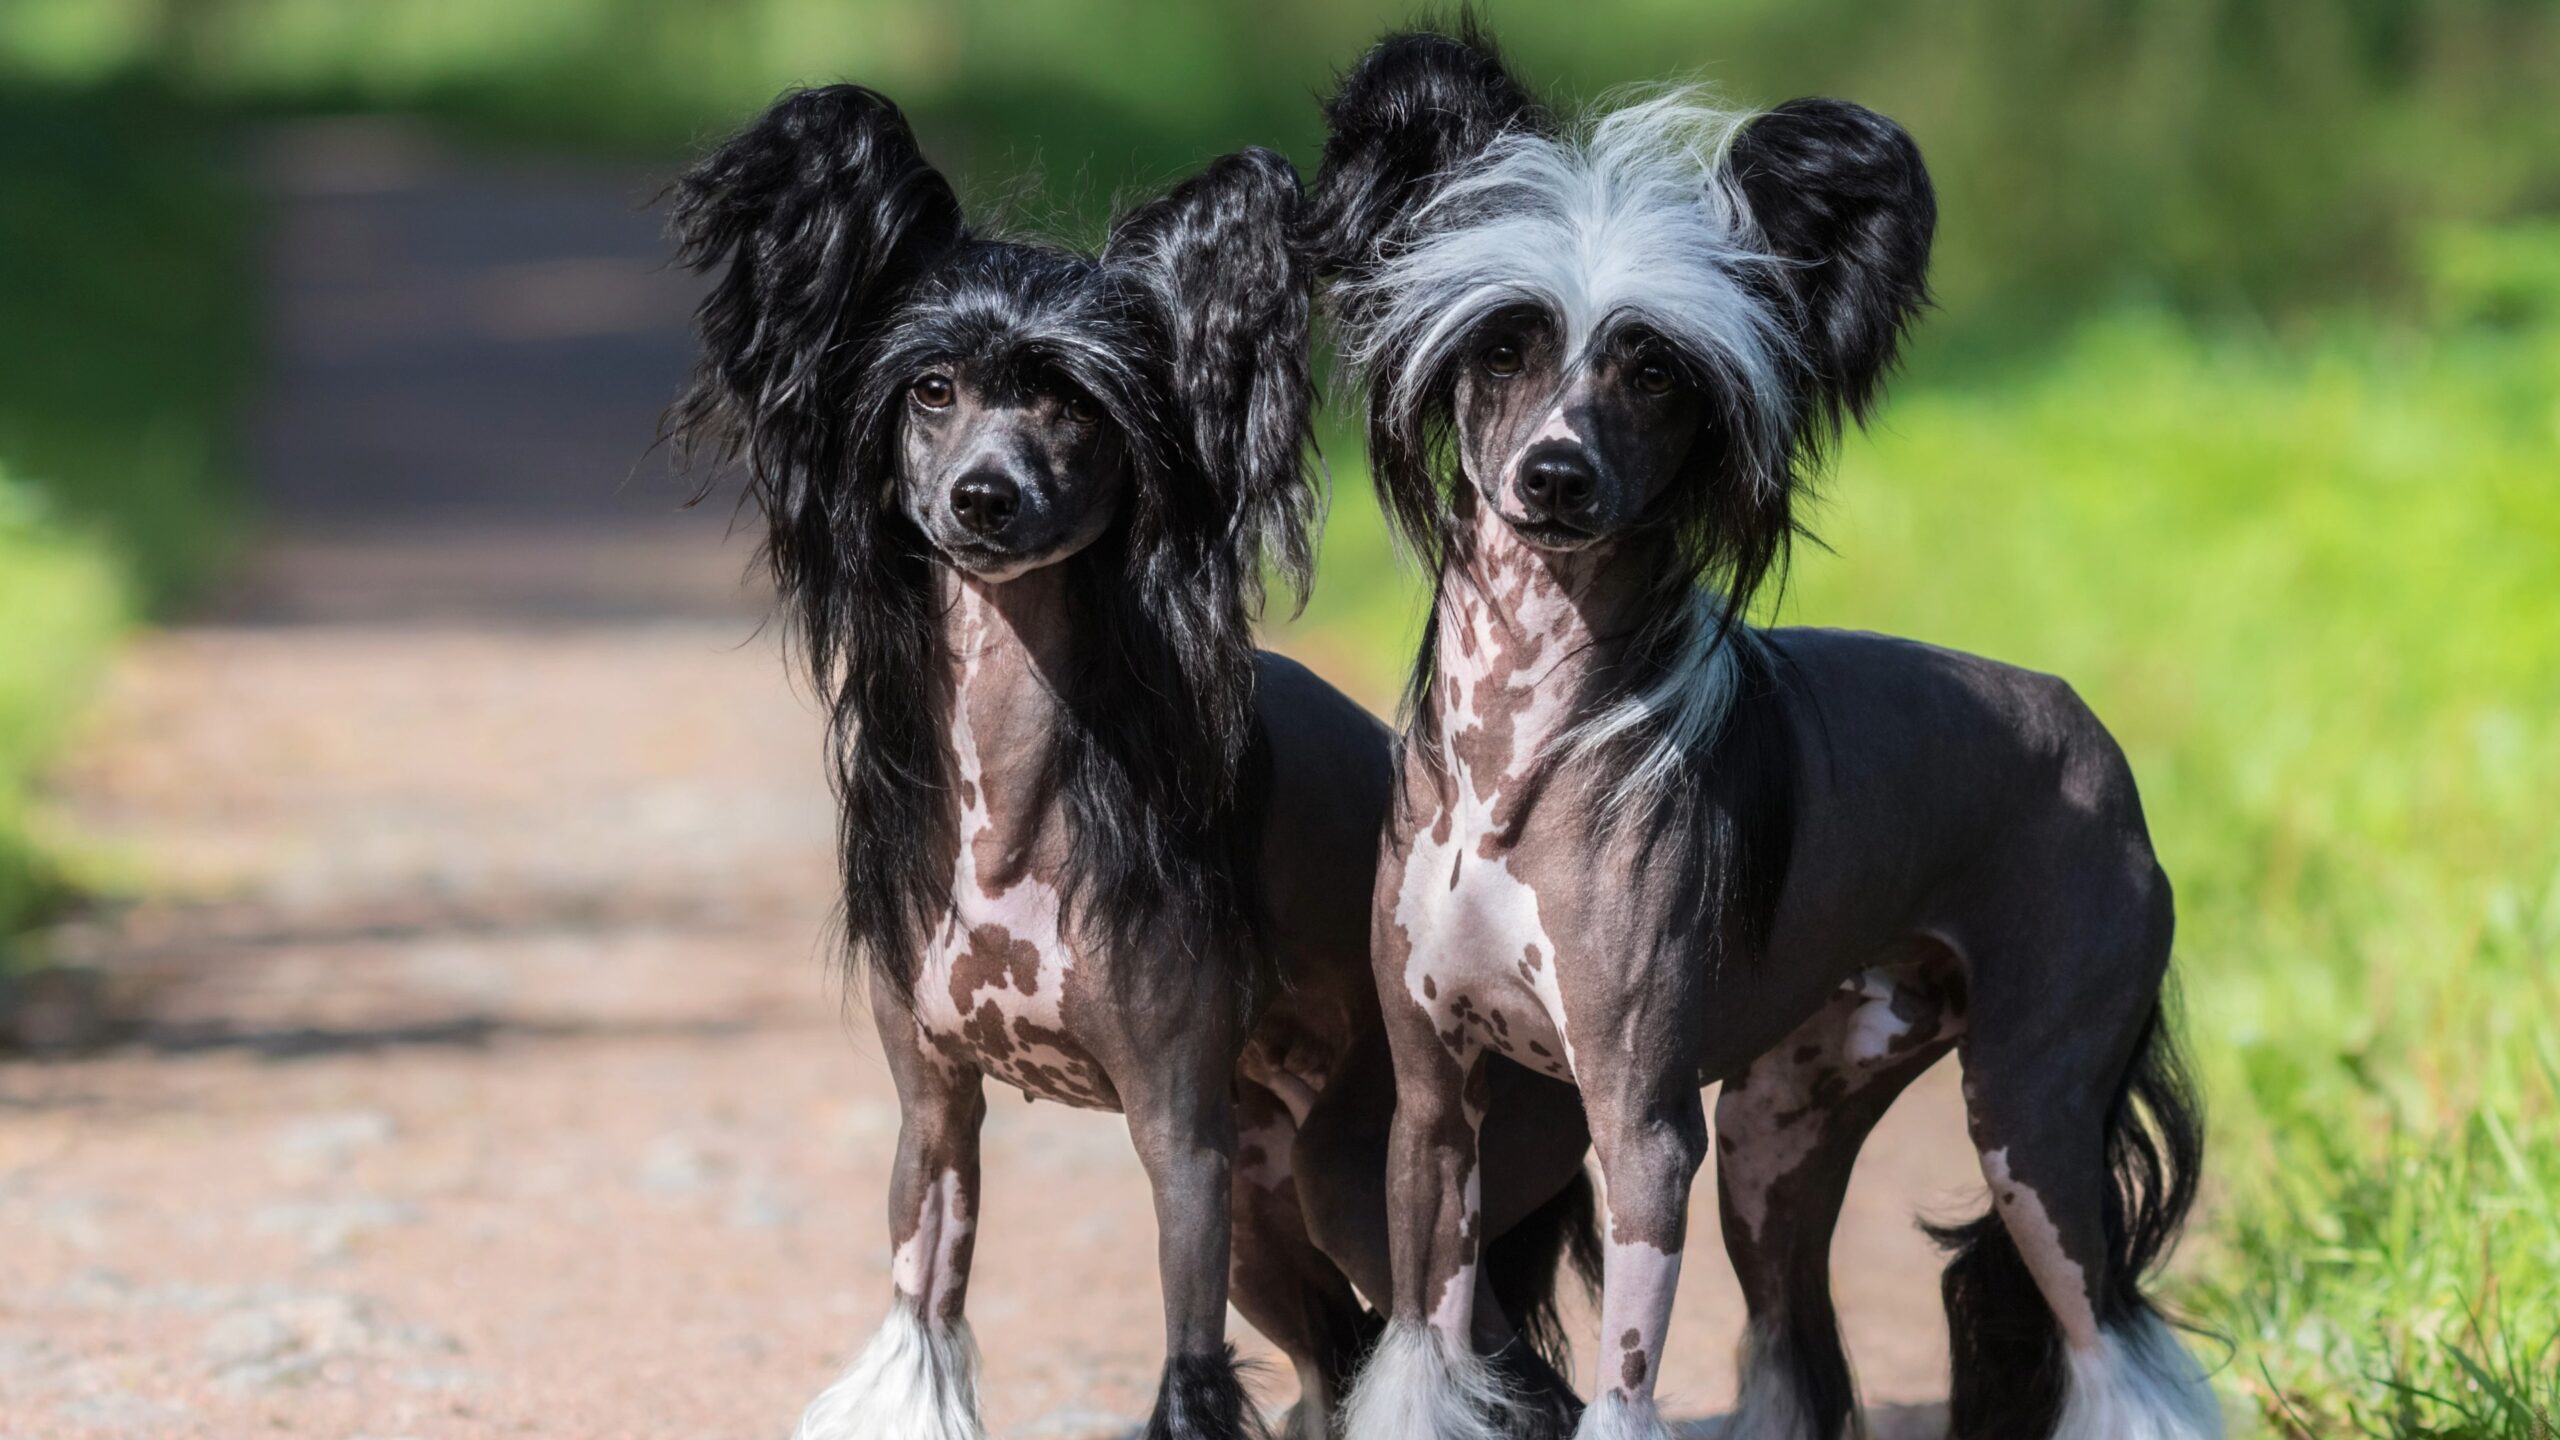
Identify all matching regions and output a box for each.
[0,122,1977,1439]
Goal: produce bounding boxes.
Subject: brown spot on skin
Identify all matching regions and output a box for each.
[1450,850,1463,889]
[962,999,1014,1061]
[958,777,978,810]
[1423,974,1439,1001]
[1620,1348,1649,1389]
[1523,943,1543,972]
[1620,1328,1642,1349]
[1529,1040,1550,1058]
[1430,808,1454,845]
[949,924,1042,1017]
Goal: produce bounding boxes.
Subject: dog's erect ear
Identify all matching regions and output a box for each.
[1303,19,1548,281]
[1105,146,1319,609]
[1727,98,1935,436]
[663,84,963,662]
[663,86,965,1007]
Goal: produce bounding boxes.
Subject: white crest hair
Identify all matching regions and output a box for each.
[1340,1319,1519,1440]
[1559,592,1760,816]
[1335,86,1800,486]
[796,1304,987,1440]
[1338,89,1805,810]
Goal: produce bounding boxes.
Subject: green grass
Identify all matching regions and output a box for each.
[1282,292,2560,1434]
[0,79,251,960]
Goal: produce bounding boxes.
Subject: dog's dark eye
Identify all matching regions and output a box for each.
[1481,340,1524,378]
[1062,391,1101,425]
[911,374,955,410]
[1632,360,1677,396]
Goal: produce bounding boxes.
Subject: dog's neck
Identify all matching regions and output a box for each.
[944,563,1077,885]
[1433,491,1657,795]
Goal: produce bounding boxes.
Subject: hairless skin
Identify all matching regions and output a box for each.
[670,84,1600,1440]
[1313,27,2216,1440]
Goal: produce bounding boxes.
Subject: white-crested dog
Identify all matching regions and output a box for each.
[1307,25,2218,1440]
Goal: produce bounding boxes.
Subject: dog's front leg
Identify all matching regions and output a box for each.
[1123,1041,1268,1440]
[1342,1023,1519,1440]
[797,998,990,1440]
[1574,1057,1710,1440]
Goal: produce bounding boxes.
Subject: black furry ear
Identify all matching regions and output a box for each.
[1104,146,1319,608]
[663,84,964,673]
[1303,18,1549,282]
[1727,98,1935,436]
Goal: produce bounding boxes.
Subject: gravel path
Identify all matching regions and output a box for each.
[1,121,1977,1439]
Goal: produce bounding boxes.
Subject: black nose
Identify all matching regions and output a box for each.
[1516,450,1596,519]
[950,471,1021,537]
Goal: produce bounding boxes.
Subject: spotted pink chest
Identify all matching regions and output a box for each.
[1390,549,1585,1084]
[909,586,1117,1110]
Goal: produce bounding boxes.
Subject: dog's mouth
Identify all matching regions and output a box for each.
[941,538,1047,582]
[1504,514,1601,551]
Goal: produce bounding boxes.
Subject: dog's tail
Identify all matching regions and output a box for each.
[1484,1164,1603,1376]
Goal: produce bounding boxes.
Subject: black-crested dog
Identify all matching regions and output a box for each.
[666,85,1594,1440]
[1307,27,2217,1440]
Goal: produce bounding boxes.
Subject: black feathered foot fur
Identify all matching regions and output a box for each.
[1483,1334,1583,1440]
[1145,1347,1273,1440]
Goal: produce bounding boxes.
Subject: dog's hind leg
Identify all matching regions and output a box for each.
[1230,1079,1381,1440]
[798,1003,990,1440]
[1713,962,1960,1440]
[1941,884,2216,1440]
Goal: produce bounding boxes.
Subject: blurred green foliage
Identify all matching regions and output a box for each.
[0,475,122,965]
[0,78,249,958]
[3,0,2555,347]
[0,80,252,606]
[1,0,2555,1427]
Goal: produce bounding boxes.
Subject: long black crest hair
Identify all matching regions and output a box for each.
[664,85,1317,1004]
[1305,21,1934,954]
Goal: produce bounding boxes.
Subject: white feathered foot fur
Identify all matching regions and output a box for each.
[1341,1320,1521,1440]
[2053,1311,2222,1440]
[796,1303,988,1440]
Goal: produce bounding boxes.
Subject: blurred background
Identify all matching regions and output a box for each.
[0,2,2553,1436]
